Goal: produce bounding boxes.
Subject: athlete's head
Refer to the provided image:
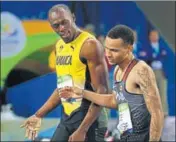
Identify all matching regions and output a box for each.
[48,4,77,43]
[105,25,134,65]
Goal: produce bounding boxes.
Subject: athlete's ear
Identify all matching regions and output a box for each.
[72,13,76,22]
[128,45,133,52]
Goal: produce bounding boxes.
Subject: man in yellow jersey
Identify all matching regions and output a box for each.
[20,4,109,142]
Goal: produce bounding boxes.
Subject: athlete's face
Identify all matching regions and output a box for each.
[49,8,76,43]
[105,37,132,65]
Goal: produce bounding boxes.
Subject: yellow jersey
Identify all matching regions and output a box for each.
[55,31,108,128]
[55,31,94,116]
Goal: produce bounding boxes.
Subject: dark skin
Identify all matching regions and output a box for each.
[60,37,164,141]
[21,6,109,141]
[48,7,79,43]
[68,38,109,142]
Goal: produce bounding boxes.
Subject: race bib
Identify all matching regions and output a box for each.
[57,75,73,88]
[117,102,133,135]
[57,75,73,102]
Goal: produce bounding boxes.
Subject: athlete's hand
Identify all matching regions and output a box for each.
[69,129,86,142]
[59,86,83,99]
[20,115,42,140]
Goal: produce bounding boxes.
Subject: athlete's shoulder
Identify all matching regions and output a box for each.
[84,38,103,52]
[81,38,104,61]
[134,60,154,74]
[84,38,99,47]
[73,30,95,45]
[136,60,151,68]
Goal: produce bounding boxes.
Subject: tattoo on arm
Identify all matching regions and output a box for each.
[137,67,154,94]
[137,66,164,141]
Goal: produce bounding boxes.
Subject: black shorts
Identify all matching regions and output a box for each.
[119,131,162,142]
[51,120,107,142]
[119,132,149,142]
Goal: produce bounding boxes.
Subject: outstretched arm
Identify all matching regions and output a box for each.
[137,63,164,141]
[82,90,117,109]
[21,88,61,140]
[61,86,117,109]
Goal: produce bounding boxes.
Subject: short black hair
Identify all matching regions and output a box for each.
[48,4,72,16]
[107,25,134,45]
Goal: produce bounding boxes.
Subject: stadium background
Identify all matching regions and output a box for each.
[1,1,175,141]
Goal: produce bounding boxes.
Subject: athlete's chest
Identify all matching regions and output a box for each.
[56,44,75,55]
[56,45,79,66]
[115,71,141,95]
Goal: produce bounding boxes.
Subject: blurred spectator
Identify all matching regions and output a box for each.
[97,34,105,45]
[148,29,168,116]
[84,23,96,36]
[133,30,149,62]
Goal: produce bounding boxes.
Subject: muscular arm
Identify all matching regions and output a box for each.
[137,63,164,141]
[35,88,61,117]
[82,90,117,109]
[77,39,109,133]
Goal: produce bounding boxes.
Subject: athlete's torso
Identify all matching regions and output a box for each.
[113,59,151,139]
[55,31,108,126]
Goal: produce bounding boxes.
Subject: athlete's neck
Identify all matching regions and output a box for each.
[118,54,134,72]
[71,27,81,41]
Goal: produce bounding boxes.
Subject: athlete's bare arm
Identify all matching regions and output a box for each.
[136,62,164,141]
[81,89,117,109]
[77,38,109,133]
[35,47,62,117]
[21,88,61,140]
[35,88,61,117]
